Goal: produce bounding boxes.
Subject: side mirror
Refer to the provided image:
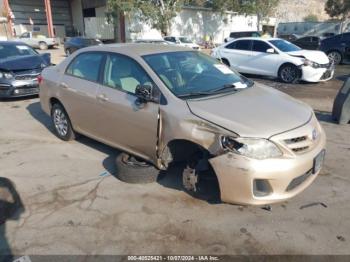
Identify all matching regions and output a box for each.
[266,48,275,54]
[135,84,153,103]
[176,40,181,44]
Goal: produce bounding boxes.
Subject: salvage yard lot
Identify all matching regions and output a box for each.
[0,47,350,256]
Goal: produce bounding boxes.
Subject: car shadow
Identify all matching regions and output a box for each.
[157,163,221,204]
[26,101,221,205]
[0,177,25,262]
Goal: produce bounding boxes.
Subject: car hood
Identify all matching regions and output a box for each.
[286,50,329,64]
[0,55,47,71]
[186,83,312,138]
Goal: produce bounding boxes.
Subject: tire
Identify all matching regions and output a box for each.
[51,103,75,141]
[221,58,230,67]
[39,41,48,50]
[327,50,342,65]
[115,153,159,184]
[65,48,71,56]
[278,64,300,83]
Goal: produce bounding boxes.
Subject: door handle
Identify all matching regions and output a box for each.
[60,82,68,89]
[97,94,109,102]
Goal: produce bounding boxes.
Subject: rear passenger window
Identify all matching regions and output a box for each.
[66,52,104,82]
[252,41,271,52]
[234,40,252,51]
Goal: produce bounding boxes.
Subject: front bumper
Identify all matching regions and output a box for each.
[0,79,39,98]
[300,64,334,82]
[209,117,326,205]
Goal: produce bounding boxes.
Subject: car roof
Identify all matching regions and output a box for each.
[229,37,280,41]
[82,43,192,56]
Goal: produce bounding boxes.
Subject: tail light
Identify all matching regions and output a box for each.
[37,75,43,84]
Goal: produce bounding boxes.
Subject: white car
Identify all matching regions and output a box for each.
[164,36,200,50]
[211,37,334,83]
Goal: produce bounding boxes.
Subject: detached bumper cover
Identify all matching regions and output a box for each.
[209,118,326,205]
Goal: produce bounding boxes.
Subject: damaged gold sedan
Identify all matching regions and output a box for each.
[39,44,326,205]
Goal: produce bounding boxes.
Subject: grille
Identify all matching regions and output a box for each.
[284,135,312,154]
[285,136,307,144]
[286,169,313,191]
[14,87,39,95]
[15,74,39,81]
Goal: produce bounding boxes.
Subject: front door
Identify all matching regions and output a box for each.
[219,40,253,73]
[247,40,281,76]
[95,53,159,162]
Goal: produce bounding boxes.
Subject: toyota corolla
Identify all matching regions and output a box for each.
[39,44,326,205]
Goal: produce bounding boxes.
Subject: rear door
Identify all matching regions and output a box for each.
[95,53,160,162]
[219,39,253,73]
[247,40,282,76]
[60,51,105,136]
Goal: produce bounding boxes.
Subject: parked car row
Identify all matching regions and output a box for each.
[288,32,350,65]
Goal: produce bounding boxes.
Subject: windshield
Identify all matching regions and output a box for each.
[0,44,37,60]
[269,39,301,52]
[179,37,193,43]
[143,51,253,98]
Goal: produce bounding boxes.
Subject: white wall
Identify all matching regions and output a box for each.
[81,6,275,43]
[70,0,84,35]
[126,8,267,44]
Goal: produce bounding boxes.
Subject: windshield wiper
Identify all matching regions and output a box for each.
[177,84,237,98]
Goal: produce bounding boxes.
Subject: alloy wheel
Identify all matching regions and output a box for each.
[53,108,68,137]
[328,51,341,65]
[280,66,298,83]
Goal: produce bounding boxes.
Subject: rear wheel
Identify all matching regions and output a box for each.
[51,103,75,141]
[278,64,300,83]
[65,48,71,56]
[115,153,159,184]
[327,51,342,65]
[39,41,48,50]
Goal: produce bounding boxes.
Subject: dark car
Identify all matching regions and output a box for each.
[320,32,350,64]
[293,36,322,50]
[64,37,102,55]
[224,31,261,42]
[0,41,50,98]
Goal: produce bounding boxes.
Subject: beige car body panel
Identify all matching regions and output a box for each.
[40,44,326,205]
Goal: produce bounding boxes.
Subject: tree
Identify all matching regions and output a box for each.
[137,0,184,36]
[107,0,184,41]
[325,0,350,18]
[325,0,350,32]
[106,0,137,42]
[207,0,280,31]
[303,14,319,22]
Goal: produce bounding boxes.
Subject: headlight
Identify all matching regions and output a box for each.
[0,72,13,79]
[302,59,319,68]
[220,137,282,160]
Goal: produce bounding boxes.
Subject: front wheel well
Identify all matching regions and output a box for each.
[162,139,211,165]
[278,62,302,76]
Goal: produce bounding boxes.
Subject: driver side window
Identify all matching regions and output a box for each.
[21,32,30,38]
[103,54,153,94]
